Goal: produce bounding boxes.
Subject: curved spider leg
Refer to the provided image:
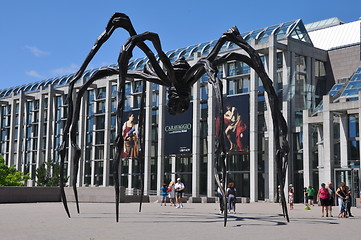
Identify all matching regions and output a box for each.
[220,26,290,222]
[186,58,228,226]
[126,69,162,214]
[69,67,118,214]
[59,12,149,218]
[137,79,146,212]
[202,59,228,227]
[184,26,289,222]
[114,29,173,221]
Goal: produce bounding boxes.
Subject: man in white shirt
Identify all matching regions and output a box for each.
[174,178,185,208]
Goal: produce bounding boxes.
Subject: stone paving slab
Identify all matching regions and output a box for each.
[0,202,360,240]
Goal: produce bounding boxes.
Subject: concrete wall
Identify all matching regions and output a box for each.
[328,45,361,80]
[0,187,60,203]
[0,186,150,203]
[64,186,149,203]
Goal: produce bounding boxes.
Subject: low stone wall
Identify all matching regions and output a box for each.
[64,187,121,203]
[64,187,149,203]
[0,186,254,205]
[0,186,150,203]
[0,187,60,203]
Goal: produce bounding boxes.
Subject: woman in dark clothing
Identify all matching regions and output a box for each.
[336,182,347,218]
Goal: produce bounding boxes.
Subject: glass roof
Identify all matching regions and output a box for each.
[0,18,307,99]
[312,66,361,115]
[339,67,361,98]
[321,66,361,101]
[329,83,345,97]
[288,20,312,43]
[305,17,344,32]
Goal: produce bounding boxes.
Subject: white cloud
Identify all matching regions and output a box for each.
[51,64,79,76]
[26,70,45,79]
[25,45,50,57]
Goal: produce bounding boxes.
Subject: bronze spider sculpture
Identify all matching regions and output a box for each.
[58,12,289,227]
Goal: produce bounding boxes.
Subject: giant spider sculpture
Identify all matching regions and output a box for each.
[59,13,289,227]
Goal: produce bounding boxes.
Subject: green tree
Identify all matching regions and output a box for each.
[0,155,30,186]
[35,159,64,186]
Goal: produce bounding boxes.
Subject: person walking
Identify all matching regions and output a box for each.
[174,178,185,208]
[306,185,315,206]
[328,182,335,217]
[227,182,237,214]
[217,179,224,214]
[317,183,329,217]
[160,184,168,206]
[168,180,176,206]
[288,188,295,210]
[303,187,309,206]
[336,182,347,218]
[345,186,353,217]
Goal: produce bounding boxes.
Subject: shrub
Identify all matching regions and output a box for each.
[0,155,30,186]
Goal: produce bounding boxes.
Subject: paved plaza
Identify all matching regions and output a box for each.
[1,201,361,240]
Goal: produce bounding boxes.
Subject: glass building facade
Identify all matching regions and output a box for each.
[1,17,360,203]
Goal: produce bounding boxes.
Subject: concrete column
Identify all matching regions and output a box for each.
[103,81,112,186]
[90,93,96,186]
[282,51,291,127]
[321,95,333,184]
[77,91,86,187]
[207,83,215,197]
[171,156,176,182]
[340,114,348,168]
[192,81,200,197]
[305,56,313,109]
[302,109,312,187]
[26,96,35,176]
[263,37,277,202]
[45,88,54,163]
[35,93,45,184]
[249,60,259,202]
[156,85,166,196]
[317,126,324,183]
[67,91,76,186]
[8,99,17,166]
[144,81,152,195]
[79,92,88,187]
[283,51,293,194]
[128,158,133,190]
[16,92,24,171]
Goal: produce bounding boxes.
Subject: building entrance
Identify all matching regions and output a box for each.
[334,168,359,205]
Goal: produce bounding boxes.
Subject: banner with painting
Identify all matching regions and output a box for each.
[121,110,140,158]
[222,94,249,152]
[164,103,193,155]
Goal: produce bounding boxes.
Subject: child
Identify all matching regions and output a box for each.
[160,184,168,206]
[289,188,294,210]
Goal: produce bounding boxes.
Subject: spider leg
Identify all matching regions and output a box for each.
[183,25,289,222]
[137,79,146,212]
[112,30,175,222]
[212,26,290,222]
[68,67,118,214]
[203,61,228,227]
[187,59,228,226]
[120,31,176,87]
[58,12,145,218]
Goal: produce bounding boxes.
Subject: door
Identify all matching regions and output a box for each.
[334,168,359,206]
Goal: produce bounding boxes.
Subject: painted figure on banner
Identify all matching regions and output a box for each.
[223,96,249,152]
[121,113,139,158]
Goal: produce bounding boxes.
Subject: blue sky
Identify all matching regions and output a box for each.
[1,0,360,90]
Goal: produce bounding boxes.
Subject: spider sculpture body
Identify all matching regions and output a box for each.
[59,13,290,227]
